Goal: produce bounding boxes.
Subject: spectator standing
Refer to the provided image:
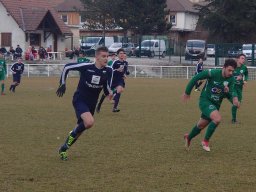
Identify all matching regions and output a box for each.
[15,45,23,59]
[46,45,52,59]
[38,46,47,61]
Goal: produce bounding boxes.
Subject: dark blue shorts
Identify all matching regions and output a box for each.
[111,79,125,89]
[72,95,97,124]
[13,74,21,83]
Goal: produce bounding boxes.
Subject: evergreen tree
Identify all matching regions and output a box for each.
[197,0,256,43]
[80,0,171,35]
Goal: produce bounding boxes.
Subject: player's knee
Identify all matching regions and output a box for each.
[84,119,94,129]
[116,86,124,93]
[212,116,221,124]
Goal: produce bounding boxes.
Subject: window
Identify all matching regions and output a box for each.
[80,15,86,24]
[30,33,41,46]
[62,15,68,24]
[1,33,12,47]
[170,15,176,25]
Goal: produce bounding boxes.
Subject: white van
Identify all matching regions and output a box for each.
[135,39,166,58]
[242,44,256,61]
[80,36,114,56]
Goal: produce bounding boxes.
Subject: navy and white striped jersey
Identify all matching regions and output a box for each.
[196,62,203,74]
[10,62,24,75]
[112,60,129,82]
[60,62,113,102]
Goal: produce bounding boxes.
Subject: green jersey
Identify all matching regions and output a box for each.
[107,60,114,67]
[233,64,248,87]
[77,57,91,63]
[0,59,6,74]
[185,69,237,106]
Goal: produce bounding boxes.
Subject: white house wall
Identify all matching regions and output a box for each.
[184,13,198,30]
[172,12,198,31]
[57,36,66,52]
[0,2,25,51]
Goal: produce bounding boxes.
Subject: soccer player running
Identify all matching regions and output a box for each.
[57,46,113,161]
[0,54,7,95]
[194,58,204,91]
[96,48,129,113]
[227,54,248,124]
[182,59,239,152]
[9,58,25,92]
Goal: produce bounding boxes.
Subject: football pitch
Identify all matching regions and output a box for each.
[0,77,256,192]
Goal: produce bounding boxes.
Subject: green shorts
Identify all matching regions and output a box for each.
[199,98,220,121]
[0,72,5,81]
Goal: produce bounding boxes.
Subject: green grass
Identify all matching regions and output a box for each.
[0,77,256,192]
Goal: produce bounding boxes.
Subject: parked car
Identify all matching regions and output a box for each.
[80,36,114,56]
[242,44,256,61]
[122,43,136,56]
[185,39,207,60]
[227,45,242,58]
[108,43,122,54]
[109,42,137,56]
[206,44,215,57]
[135,39,166,58]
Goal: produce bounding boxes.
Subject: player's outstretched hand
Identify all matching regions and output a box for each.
[56,84,66,97]
[233,97,240,108]
[181,93,190,102]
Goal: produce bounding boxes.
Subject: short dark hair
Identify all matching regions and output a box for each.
[110,52,116,56]
[117,48,125,55]
[95,46,108,55]
[237,53,246,59]
[224,58,237,69]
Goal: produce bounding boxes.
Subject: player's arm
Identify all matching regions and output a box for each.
[229,79,240,108]
[56,62,87,97]
[103,67,114,99]
[243,66,249,84]
[185,70,210,95]
[21,64,25,74]
[124,61,130,75]
[182,70,210,102]
[4,61,7,74]
[111,60,118,71]
[10,63,16,74]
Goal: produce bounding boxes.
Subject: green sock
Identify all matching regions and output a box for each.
[204,122,218,141]
[232,105,237,121]
[188,125,201,140]
[1,83,4,93]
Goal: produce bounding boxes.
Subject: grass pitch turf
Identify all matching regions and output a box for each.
[0,77,256,192]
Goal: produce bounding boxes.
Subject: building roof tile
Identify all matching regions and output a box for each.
[167,0,197,13]
[55,0,84,12]
[0,0,72,35]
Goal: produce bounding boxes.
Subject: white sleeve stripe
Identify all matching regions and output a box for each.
[10,64,15,73]
[208,69,211,77]
[61,62,93,84]
[105,67,114,91]
[109,69,113,88]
